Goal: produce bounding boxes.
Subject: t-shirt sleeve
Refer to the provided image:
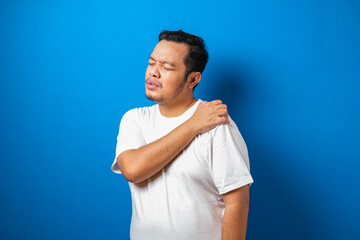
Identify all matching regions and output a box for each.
[210,118,254,195]
[111,109,146,174]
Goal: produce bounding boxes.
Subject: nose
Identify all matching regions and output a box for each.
[148,64,160,78]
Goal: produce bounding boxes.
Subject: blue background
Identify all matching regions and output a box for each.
[1,0,359,239]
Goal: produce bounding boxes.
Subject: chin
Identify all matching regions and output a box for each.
[145,92,162,104]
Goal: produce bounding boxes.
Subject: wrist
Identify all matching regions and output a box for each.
[184,117,199,137]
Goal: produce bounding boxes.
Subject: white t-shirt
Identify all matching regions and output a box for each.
[112,100,253,240]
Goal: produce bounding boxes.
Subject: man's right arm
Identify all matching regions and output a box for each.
[116,100,228,183]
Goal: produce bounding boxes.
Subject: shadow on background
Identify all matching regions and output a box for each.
[204,58,322,239]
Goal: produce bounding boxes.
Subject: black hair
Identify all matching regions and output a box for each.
[158,30,209,79]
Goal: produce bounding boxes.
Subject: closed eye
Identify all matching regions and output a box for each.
[163,64,175,70]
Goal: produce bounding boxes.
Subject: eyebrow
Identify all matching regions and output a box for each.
[149,56,176,68]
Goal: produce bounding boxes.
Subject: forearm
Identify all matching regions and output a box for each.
[117,118,198,183]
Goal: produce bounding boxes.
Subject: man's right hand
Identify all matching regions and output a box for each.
[189,100,229,135]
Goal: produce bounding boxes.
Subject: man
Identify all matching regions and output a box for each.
[112,30,253,240]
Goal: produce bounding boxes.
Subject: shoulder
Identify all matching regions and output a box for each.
[210,115,241,138]
[211,115,249,158]
[196,115,242,145]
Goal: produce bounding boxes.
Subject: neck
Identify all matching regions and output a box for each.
[158,96,198,118]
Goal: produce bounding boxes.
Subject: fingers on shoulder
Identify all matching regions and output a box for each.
[209,100,227,109]
[212,116,229,127]
[210,99,222,105]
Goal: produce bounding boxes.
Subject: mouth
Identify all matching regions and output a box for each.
[146,79,161,90]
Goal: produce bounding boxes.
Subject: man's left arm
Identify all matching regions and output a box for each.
[221,184,250,240]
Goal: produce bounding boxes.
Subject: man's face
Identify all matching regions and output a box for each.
[145,40,189,105]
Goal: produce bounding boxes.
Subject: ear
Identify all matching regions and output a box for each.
[187,72,201,89]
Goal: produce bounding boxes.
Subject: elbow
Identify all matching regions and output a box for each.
[122,169,143,183]
[117,153,144,183]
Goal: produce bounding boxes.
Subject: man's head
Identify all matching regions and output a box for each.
[145,30,208,105]
[158,30,209,80]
